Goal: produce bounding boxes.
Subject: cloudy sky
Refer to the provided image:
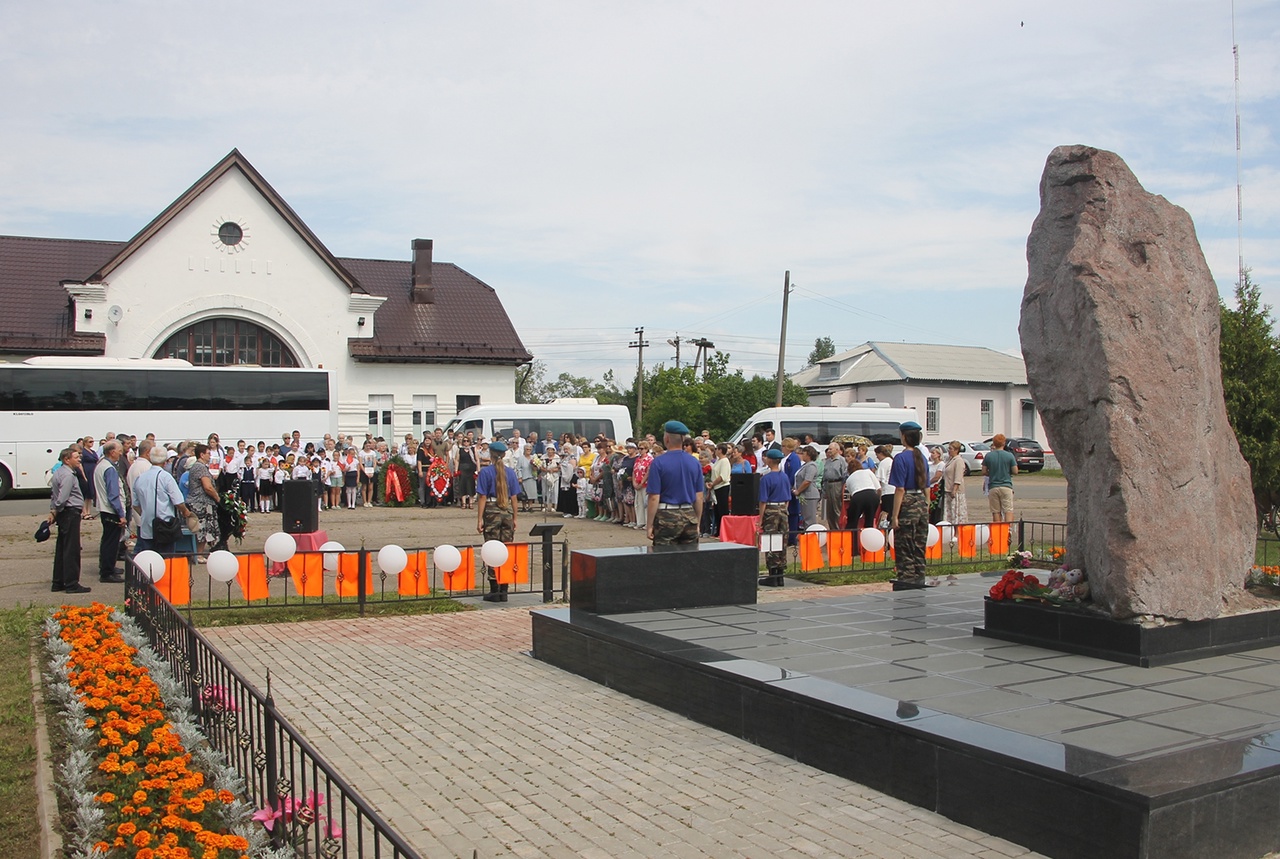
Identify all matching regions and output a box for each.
[2,1,1276,381]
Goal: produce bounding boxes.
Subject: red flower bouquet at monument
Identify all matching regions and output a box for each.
[989,570,1059,603]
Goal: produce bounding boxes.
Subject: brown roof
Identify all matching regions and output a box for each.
[0,234,530,365]
[341,257,531,365]
[0,235,118,355]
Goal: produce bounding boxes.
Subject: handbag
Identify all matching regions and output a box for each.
[150,473,184,543]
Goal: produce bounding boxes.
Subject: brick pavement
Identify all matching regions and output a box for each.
[205,600,1044,859]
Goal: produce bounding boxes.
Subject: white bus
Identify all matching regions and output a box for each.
[445,399,633,446]
[0,357,334,498]
[727,404,919,448]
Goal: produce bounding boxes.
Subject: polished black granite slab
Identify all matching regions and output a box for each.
[569,543,758,613]
[532,573,1280,859]
[980,597,1280,667]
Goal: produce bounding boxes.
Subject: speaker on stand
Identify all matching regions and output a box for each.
[729,472,761,515]
[280,480,319,534]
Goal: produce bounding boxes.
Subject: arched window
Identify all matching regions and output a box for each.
[155,318,299,367]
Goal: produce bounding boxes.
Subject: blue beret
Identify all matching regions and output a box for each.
[763,448,784,460]
[489,441,508,453]
[663,420,690,435]
[900,420,922,431]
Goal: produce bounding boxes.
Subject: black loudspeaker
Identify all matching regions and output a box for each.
[281,480,319,534]
[729,472,761,515]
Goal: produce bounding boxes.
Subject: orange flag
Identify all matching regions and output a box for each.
[493,543,530,585]
[158,557,191,606]
[827,530,853,567]
[235,554,270,602]
[286,552,325,597]
[442,546,476,592]
[335,553,373,597]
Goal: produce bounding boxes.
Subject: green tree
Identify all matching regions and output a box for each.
[1220,270,1280,520]
[806,336,837,367]
[637,353,807,440]
[515,360,545,403]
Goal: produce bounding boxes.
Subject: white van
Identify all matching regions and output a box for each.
[445,399,634,445]
[727,404,919,448]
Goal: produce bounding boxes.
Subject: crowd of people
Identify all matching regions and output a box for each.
[44,422,1019,595]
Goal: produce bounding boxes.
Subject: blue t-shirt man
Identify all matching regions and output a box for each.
[647,448,703,504]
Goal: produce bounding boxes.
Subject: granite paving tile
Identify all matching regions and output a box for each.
[1137,703,1276,736]
[1073,688,1200,718]
[1051,721,1202,757]
[974,703,1119,735]
[859,674,987,701]
[1147,674,1272,702]
[1003,675,1128,701]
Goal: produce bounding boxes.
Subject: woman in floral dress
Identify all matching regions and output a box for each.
[186,443,221,557]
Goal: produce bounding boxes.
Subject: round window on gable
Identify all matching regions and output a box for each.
[218,221,244,246]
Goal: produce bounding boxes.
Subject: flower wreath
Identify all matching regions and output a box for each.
[377,459,419,507]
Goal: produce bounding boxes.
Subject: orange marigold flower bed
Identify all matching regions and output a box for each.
[52,603,250,859]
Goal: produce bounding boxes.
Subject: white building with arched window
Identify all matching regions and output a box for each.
[0,150,531,440]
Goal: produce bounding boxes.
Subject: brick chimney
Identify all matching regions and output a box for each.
[411,238,434,304]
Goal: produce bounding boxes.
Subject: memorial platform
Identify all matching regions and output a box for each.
[533,572,1280,859]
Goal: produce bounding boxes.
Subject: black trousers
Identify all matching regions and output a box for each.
[98,512,123,577]
[846,490,881,551]
[53,507,82,588]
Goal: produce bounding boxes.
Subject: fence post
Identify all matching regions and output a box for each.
[1017,518,1026,552]
[357,548,368,617]
[263,674,285,850]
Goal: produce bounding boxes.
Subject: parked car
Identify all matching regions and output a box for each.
[983,437,1045,472]
[952,441,989,475]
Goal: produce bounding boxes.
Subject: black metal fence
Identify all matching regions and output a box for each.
[763,519,1069,579]
[124,565,424,859]
[153,536,570,614]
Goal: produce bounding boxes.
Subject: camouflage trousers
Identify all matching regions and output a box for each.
[894,492,928,580]
[482,504,515,585]
[761,503,789,572]
[652,507,699,545]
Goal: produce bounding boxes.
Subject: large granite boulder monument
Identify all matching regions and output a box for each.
[1020,145,1254,621]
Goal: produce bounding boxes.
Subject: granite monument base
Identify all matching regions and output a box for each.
[978,598,1280,667]
[533,576,1280,859]
[569,543,758,614]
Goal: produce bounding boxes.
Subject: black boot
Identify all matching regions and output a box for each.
[498,584,509,602]
[482,581,502,602]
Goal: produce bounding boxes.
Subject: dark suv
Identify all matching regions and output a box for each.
[983,437,1045,472]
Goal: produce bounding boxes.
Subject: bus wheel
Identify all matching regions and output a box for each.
[0,468,10,500]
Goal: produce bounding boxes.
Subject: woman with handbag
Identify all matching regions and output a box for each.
[186,444,221,561]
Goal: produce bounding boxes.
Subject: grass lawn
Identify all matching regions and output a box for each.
[0,607,41,859]
[185,592,472,628]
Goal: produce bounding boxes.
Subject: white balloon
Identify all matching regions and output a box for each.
[887,528,896,549]
[927,524,941,548]
[206,550,239,583]
[434,544,462,573]
[133,549,166,582]
[378,544,408,575]
[264,532,297,563]
[859,528,885,553]
[481,539,510,568]
[975,524,991,546]
[319,540,345,572]
[805,523,828,547]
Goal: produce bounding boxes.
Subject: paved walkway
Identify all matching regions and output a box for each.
[205,592,1044,859]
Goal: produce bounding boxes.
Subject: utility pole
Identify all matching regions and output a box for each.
[687,337,715,379]
[629,327,649,431]
[667,333,682,369]
[775,270,792,407]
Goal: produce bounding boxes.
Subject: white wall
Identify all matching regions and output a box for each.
[813,381,1048,448]
[70,167,517,440]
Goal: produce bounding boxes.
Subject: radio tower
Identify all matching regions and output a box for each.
[1233,0,1245,286]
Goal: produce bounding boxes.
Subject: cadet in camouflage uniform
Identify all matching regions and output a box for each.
[757,448,791,586]
[645,420,704,545]
[889,421,930,584]
[476,440,521,601]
